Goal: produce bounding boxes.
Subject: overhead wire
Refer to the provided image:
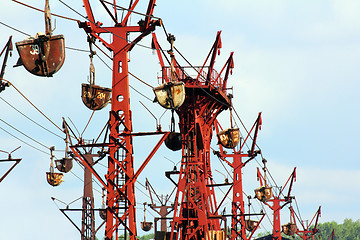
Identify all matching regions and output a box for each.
[92,49,156,102]
[68,169,103,195]
[0,21,30,37]
[100,0,161,21]
[0,20,90,53]
[80,110,96,138]
[7,0,282,231]
[294,198,304,228]
[84,36,156,103]
[136,181,167,206]
[58,0,159,51]
[0,118,51,151]
[0,96,64,139]
[2,79,63,133]
[0,125,49,155]
[12,0,80,22]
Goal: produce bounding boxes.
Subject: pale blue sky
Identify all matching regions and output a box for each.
[0,0,359,239]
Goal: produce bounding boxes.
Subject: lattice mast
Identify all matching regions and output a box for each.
[290,206,321,240]
[214,111,263,240]
[76,1,161,239]
[153,31,236,240]
[256,165,297,240]
[81,154,96,240]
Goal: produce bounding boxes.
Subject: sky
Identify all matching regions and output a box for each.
[0,0,360,239]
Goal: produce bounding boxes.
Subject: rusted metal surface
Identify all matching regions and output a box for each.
[254,186,272,202]
[141,222,153,232]
[245,220,259,232]
[55,157,73,173]
[81,154,95,240]
[15,34,65,77]
[216,128,240,149]
[282,223,297,236]
[46,172,63,186]
[206,230,226,240]
[154,81,185,110]
[81,83,111,110]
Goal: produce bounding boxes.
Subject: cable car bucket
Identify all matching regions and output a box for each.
[153,81,185,110]
[55,157,73,173]
[216,109,240,149]
[282,223,297,236]
[14,0,65,77]
[81,39,111,110]
[254,160,272,202]
[99,188,107,220]
[217,128,240,149]
[55,123,73,173]
[46,147,63,187]
[141,203,153,232]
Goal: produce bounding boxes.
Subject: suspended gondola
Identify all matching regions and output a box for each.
[282,222,297,236]
[153,81,185,110]
[81,38,111,110]
[15,0,65,77]
[141,203,153,232]
[46,147,63,187]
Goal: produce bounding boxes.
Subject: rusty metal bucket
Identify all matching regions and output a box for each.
[55,157,73,173]
[282,223,297,236]
[15,34,65,77]
[217,128,240,149]
[82,83,111,110]
[141,221,153,232]
[206,230,225,240]
[153,81,185,110]
[245,220,259,232]
[99,208,107,220]
[46,171,63,187]
[254,186,272,202]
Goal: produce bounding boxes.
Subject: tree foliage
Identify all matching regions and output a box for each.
[136,220,360,240]
[317,218,360,240]
[254,219,360,240]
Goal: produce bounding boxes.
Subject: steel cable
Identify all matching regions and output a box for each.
[0,125,50,155]
[0,118,50,150]
[2,79,63,133]
[0,96,64,139]
[80,110,96,138]
[12,0,80,22]
[58,0,159,51]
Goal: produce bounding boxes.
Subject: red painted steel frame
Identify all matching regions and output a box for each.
[155,32,233,240]
[292,206,321,240]
[76,1,160,239]
[214,113,263,240]
[257,167,296,240]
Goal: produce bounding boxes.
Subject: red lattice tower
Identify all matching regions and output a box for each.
[71,1,161,240]
[154,31,235,240]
